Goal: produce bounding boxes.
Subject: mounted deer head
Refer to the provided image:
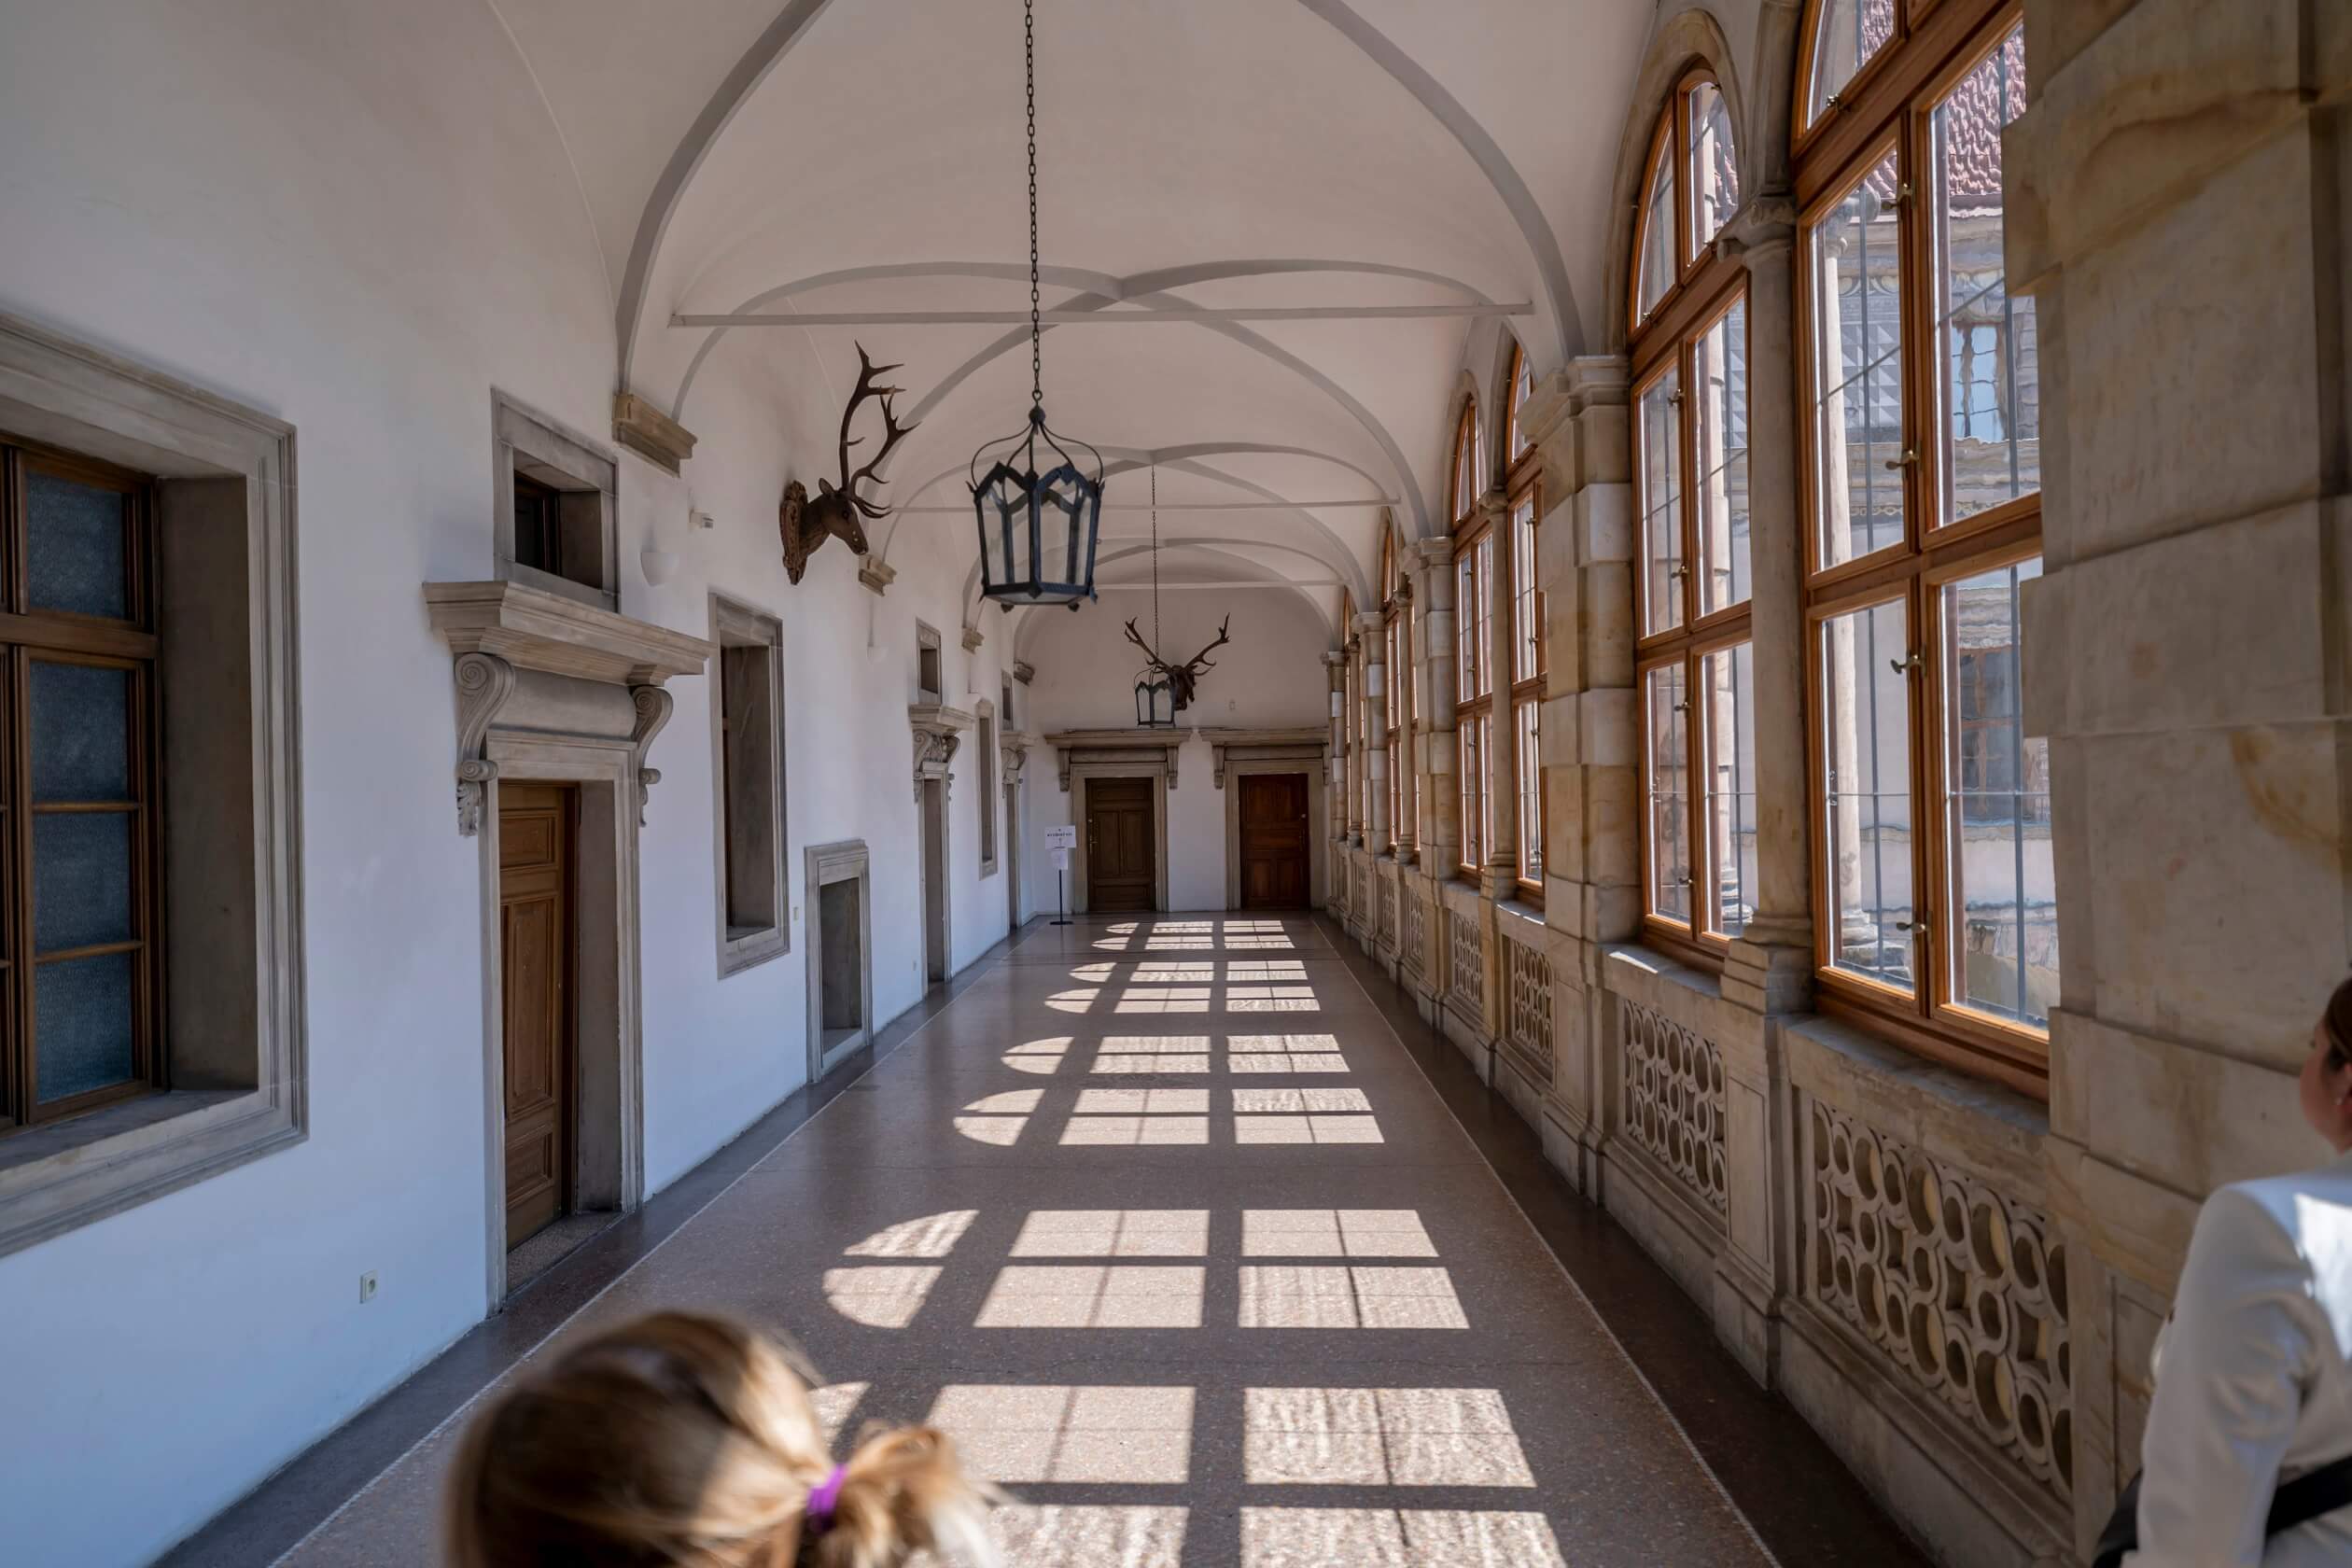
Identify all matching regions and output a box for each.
[1123,613,1232,714]
[779,342,917,584]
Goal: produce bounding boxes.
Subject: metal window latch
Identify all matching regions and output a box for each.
[1897,919,1930,941]
[1673,699,1692,713]
[1883,447,1920,470]
[1825,92,1844,111]
[1669,563,1690,581]
[1895,181,1916,205]
[1668,388,1687,406]
[1888,651,1923,676]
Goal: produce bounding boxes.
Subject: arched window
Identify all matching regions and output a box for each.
[1799,0,1897,134]
[1631,70,1752,960]
[1501,341,1545,900]
[1449,397,1491,879]
[1378,526,1416,856]
[1795,0,2044,1087]
[1632,70,1744,329]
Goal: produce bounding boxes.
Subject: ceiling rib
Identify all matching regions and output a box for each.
[671,302,1532,328]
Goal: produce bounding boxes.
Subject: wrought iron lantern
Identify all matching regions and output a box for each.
[971,0,1103,608]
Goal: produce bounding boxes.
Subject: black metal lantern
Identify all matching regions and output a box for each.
[971,0,1103,609]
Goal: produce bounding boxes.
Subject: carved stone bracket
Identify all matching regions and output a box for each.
[1012,660,1036,685]
[1001,729,1033,786]
[909,702,974,802]
[628,685,675,825]
[454,651,517,836]
[858,555,897,596]
[961,625,984,653]
[1195,725,1331,791]
[426,580,712,837]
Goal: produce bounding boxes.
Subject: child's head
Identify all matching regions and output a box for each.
[446,1310,1000,1567]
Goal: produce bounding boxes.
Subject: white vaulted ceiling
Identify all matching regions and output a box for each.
[489,0,1710,633]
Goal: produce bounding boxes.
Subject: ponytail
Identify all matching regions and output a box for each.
[445,1310,1001,1568]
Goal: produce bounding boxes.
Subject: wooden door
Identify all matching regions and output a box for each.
[1238,772,1311,909]
[499,782,575,1250]
[1085,776,1156,912]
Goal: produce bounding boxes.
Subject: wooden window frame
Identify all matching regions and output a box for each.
[1796,0,2047,1095]
[711,593,790,976]
[1631,68,1744,339]
[0,435,165,1133]
[1449,395,1492,886]
[1631,77,1753,967]
[1506,475,1545,906]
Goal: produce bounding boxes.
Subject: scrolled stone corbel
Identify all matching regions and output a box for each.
[628,685,675,826]
[453,651,517,836]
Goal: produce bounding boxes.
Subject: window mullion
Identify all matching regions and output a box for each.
[9,644,31,1120]
[1906,579,1936,1021]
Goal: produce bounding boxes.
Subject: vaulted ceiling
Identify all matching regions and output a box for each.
[492,0,1722,632]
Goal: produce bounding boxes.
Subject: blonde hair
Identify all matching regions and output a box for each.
[446,1310,1000,1568]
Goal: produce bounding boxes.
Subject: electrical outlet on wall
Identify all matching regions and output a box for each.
[359,1271,378,1303]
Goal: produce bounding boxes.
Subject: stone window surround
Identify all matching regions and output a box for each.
[915,620,944,703]
[804,839,873,1083]
[709,592,789,976]
[0,310,306,1261]
[974,698,999,877]
[492,389,620,614]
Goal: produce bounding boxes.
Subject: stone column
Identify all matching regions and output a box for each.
[1393,582,1419,861]
[1481,490,1519,900]
[1718,195,1815,1017]
[2009,5,2352,1550]
[1413,537,1461,878]
[1343,632,1364,847]
[1322,650,1348,873]
[1358,610,1390,854]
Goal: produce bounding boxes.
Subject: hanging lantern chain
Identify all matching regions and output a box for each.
[1026,0,1042,410]
[1151,465,1160,654]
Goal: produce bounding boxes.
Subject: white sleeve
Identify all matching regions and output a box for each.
[2129,1187,2320,1567]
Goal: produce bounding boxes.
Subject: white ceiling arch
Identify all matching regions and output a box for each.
[1008,541,1343,663]
[488,0,1668,602]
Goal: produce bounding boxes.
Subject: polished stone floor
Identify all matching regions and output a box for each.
[175,914,1923,1567]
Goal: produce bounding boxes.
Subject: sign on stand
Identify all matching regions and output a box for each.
[1044,825,1077,925]
[1045,824,1078,850]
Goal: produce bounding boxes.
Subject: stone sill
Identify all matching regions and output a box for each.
[1599,943,1757,1050]
[0,1088,249,1175]
[1785,1013,2050,1197]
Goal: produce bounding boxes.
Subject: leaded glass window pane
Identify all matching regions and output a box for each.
[1942,557,2054,1028]
[1645,663,1690,924]
[1810,148,1906,567]
[1821,597,1914,992]
[1688,80,1740,258]
[26,468,130,620]
[1696,297,1751,615]
[1639,369,1684,634]
[1931,26,2037,526]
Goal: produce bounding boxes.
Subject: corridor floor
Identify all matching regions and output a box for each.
[192,915,1922,1567]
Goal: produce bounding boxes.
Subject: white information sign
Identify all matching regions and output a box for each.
[1045,824,1079,850]
[1050,846,1072,870]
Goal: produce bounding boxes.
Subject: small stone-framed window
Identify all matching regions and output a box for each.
[975,699,999,875]
[712,595,787,975]
[493,390,618,612]
[916,622,944,703]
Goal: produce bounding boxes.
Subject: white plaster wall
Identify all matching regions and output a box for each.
[1019,587,1333,914]
[0,5,1013,1561]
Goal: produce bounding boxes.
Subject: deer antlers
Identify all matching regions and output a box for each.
[829,342,917,520]
[1179,615,1232,674]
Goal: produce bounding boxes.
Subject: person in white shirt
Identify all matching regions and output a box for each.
[2130,979,2352,1565]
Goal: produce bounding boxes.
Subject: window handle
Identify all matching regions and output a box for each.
[1897,919,1930,941]
[1888,651,1923,676]
[1669,564,1690,581]
[1883,448,1920,471]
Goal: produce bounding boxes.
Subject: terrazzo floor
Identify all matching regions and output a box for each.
[182,914,1923,1567]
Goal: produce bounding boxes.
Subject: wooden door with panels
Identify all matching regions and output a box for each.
[499,782,576,1250]
[1085,775,1155,912]
[1238,772,1311,909]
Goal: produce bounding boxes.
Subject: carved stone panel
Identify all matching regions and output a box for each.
[1618,996,1727,1218]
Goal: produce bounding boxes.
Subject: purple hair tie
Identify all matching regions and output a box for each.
[805,1464,847,1534]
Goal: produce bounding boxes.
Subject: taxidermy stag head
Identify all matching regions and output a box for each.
[779,342,917,583]
[1123,613,1233,714]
